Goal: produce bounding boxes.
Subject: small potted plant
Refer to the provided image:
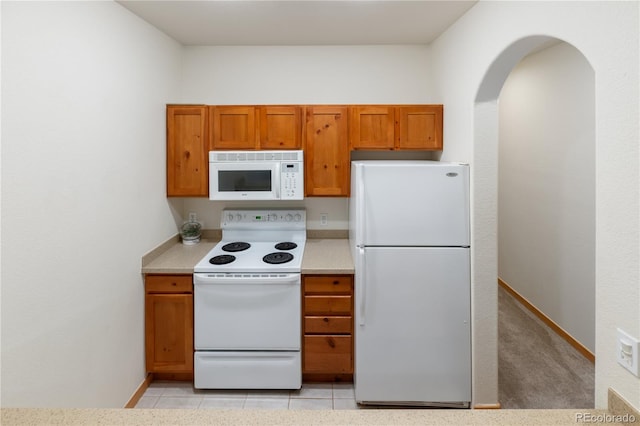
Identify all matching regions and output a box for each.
[180,220,202,245]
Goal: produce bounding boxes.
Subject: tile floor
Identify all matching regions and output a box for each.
[135,382,359,410]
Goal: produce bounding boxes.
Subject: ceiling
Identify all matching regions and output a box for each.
[116,1,478,46]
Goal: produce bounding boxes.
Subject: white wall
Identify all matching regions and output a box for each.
[1,2,182,407]
[180,45,432,104]
[498,42,595,352]
[179,45,433,228]
[430,1,639,410]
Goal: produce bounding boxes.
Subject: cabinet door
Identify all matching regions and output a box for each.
[304,106,350,196]
[258,106,301,149]
[303,336,353,374]
[145,292,193,373]
[396,105,443,150]
[350,106,395,150]
[210,106,257,150]
[166,105,209,197]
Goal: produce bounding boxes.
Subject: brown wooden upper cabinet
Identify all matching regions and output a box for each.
[350,105,443,151]
[210,105,301,150]
[166,105,209,197]
[304,106,350,197]
[259,106,302,149]
[350,105,395,150]
[167,104,443,198]
[209,106,256,150]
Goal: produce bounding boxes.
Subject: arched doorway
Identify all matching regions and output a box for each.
[496,40,595,408]
[472,34,596,408]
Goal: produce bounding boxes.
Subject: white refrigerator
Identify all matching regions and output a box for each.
[349,160,471,408]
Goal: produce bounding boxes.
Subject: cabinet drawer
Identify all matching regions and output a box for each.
[304,296,351,315]
[303,336,352,374]
[304,276,352,295]
[146,275,193,293]
[305,316,352,334]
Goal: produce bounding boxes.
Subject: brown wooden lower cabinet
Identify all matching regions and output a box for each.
[143,273,354,383]
[302,275,354,382]
[303,335,353,373]
[145,274,194,379]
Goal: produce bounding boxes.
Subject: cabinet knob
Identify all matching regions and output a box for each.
[323,317,329,323]
[327,337,335,348]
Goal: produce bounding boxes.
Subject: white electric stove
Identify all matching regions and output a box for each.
[193,209,306,273]
[193,209,306,390]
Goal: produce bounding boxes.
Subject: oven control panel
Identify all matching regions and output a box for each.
[222,209,306,228]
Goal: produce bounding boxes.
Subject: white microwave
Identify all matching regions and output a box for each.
[209,150,304,201]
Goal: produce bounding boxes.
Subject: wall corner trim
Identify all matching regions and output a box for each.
[498,278,595,363]
[474,403,502,409]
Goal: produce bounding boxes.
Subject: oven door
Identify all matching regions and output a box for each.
[209,161,280,200]
[194,273,300,350]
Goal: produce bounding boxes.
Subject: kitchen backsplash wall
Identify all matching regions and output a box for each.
[183,197,349,230]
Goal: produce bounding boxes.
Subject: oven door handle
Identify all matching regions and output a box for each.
[194,273,300,286]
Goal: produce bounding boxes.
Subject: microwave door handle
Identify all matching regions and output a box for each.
[274,163,281,198]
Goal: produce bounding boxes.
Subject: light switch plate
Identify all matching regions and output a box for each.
[616,328,639,377]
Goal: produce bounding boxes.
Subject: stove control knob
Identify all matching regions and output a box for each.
[268,213,278,222]
[285,213,293,222]
[226,213,234,222]
[294,213,302,222]
[235,213,243,222]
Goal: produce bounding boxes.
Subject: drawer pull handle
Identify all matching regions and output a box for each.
[332,280,339,285]
[327,337,335,348]
[171,282,177,286]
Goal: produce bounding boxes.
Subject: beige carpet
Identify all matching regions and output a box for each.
[498,286,595,409]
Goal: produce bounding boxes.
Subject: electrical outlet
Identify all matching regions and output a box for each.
[320,213,328,226]
[188,212,197,222]
[616,328,639,377]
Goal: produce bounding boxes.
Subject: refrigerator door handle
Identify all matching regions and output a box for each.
[357,247,366,326]
[357,165,366,246]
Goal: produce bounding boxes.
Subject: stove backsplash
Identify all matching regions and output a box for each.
[179,197,349,231]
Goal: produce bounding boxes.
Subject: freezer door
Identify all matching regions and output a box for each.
[351,161,469,247]
[354,247,471,404]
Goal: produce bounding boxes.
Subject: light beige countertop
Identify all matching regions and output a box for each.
[141,234,354,275]
[301,238,354,274]
[142,238,218,274]
[0,408,621,425]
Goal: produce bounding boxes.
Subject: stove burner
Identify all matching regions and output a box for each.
[263,252,294,265]
[274,242,298,251]
[222,242,251,252]
[209,255,236,265]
